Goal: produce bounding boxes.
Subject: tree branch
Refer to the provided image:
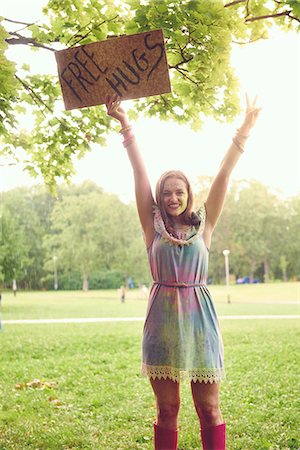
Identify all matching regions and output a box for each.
[224,1,300,25]
[15,75,50,117]
[245,0,250,18]
[245,10,300,23]
[172,38,194,70]
[0,161,18,167]
[169,56,193,69]
[3,17,40,34]
[3,17,35,26]
[159,95,170,107]
[70,20,107,47]
[174,67,203,86]
[224,0,246,8]
[289,14,300,24]
[15,76,80,135]
[69,15,119,47]
[232,36,263,45]
[6,32,55,51]
[66,19,94,45]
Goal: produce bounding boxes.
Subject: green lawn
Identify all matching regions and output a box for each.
[1,282,299,320]
[0,284,299,449]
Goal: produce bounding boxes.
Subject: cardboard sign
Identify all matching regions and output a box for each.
[55,29,171,110]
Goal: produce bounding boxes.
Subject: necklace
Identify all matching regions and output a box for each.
[153,205,206,247]
[172,223,191,231]
[169,224,193,239]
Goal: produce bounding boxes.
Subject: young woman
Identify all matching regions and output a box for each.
[106,94,261,450]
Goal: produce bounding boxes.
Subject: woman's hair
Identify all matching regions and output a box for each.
[155,170,200,230]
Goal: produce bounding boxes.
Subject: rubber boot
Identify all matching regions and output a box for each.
[201,422,226,450]
[154,423,178,450]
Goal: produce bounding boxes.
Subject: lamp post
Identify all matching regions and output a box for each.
[53,256,58,290]
[222,249,231,304]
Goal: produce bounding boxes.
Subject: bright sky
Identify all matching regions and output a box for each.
[1,0,299,202]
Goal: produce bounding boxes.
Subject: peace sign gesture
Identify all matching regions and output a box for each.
[242,94,262,132]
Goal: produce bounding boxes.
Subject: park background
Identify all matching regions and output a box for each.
[0,0,300,449]
[0,0,299,291]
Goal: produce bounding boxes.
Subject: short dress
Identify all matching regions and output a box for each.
[141,204,225,384]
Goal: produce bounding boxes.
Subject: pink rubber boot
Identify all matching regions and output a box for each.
[154,423,178,450]
[201,422,226,450]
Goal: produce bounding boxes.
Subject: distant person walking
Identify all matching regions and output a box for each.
[119,285,126,303]
[106,94,260,450]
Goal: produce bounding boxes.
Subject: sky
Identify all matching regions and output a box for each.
[0,0,299,202]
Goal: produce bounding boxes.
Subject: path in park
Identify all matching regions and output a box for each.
[2,315,299,325]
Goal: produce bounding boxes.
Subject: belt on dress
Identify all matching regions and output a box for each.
[153,281,207,288]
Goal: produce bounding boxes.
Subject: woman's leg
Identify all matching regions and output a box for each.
[150,378,180,450]
[190,381,223,428]
[191,381,226,450]
[150,378,181,430]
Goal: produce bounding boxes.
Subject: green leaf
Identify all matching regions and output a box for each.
[124,20,139,34]
[21,64,30,71]
[128,0,142,10]
[14,105,27,114]
[93,29,107,40]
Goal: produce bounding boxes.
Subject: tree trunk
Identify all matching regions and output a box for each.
[280,255,288,282]
[249,262,255,283]
[263,258,270,283]
[82,274,89,291]
[282,267,287,282]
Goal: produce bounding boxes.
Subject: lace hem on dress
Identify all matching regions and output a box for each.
[141,363,225,384]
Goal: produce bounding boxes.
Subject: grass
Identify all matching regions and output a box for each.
[0,283,299,449]
[1,282,299,320]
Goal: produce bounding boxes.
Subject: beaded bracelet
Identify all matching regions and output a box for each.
[122,134,135,147]
[232,137,244,154]
[119,125,132,135]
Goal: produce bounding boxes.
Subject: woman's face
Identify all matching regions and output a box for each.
[162,177,188,219]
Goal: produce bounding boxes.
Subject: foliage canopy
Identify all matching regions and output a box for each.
[1,0,299,188]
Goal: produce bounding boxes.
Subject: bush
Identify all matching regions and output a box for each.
[89,270,125,289]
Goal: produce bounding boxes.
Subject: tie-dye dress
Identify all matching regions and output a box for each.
[141,204,225,384]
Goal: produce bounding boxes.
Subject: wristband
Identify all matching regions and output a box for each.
[232,137,244,154]
[122,134,135,147]
[119,125,132,135]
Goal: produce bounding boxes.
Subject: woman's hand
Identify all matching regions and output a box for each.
[240,94,262,133]
[105,94,129,127]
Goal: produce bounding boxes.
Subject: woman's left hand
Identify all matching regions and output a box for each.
[241,94,262,132]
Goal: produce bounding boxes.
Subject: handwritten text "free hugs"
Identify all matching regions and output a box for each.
[60,33,165,103]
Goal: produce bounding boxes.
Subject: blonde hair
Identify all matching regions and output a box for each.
[155,170,200,230]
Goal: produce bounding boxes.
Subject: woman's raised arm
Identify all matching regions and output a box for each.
[105,95,155,247]
[204,95,261,241]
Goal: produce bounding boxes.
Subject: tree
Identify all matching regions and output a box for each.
[0,180,298,288]
[0,182,150,290]
[285,195,300,279]
[43,187,147,290]
[0,186,53,288]
[195,178,293,283]
[1,0,299,189]
[0,207,30,286]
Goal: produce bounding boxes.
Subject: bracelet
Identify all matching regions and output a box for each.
[119,125,132,135]
[232,137,244,154]
[122,134,135,147]
[122,131,134,141]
